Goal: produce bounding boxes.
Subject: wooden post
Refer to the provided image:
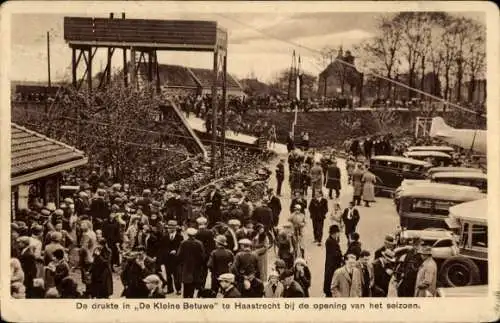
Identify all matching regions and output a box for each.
[72,48,77,87]
[221,52,227,168]
[87,47,93,93]
[211,49,219,175]
[155,50,161,94]
[123,48,128,87]
[130,48,136,88]
[107,48,113,85]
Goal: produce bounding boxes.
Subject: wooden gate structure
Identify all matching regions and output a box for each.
[415,116,433,138]
[63,14,228,173]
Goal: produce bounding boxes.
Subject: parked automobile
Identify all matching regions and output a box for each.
[431,171,487,193]
[403,150,453,167]
[407,145,455,154]
[396,183,485,230]
[442,198,488,287]
[369,155,432,196]
[394,227,459,261]
[426,166,484,178]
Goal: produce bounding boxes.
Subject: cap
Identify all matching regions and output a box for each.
[54,209,64,217]
[46,203,57,212]
[40,209,51,217]
[228,197,240,204]
[384,235,396,244]
[143,274,161,284]
[59,203,68,209]
[63,198,74,204]
[186,228,198,236]
[418,246,433,256]
[218,273,235,283]
[196,217,208,225]
[228,219,241,226]
[274,259,286,269]
[111,204,120,211]
[238,238,252,246]
[214,235,228,246]
[167,220,178,227]
[293,204,302,210]
[294,258,307,266]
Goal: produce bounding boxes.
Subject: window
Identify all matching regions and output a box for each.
[434,200,456,215]
[471,224,487,248]
[433,239,453,248]
[461,223,469,248]
[411,199,433,213]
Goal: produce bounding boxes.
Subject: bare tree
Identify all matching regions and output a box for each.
[464,22,486,104]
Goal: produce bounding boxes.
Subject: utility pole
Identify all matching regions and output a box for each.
[47,31,51,88]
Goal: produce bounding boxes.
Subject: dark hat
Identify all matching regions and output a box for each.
[274,259,286,269]
[329,225,340,234]
[279,269,294,280]
[384,235,396,244]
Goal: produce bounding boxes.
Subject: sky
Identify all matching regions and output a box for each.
[10,11,485,83]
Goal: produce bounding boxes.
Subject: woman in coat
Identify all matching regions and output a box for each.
[361,168,376,207]
[89,244,113,298]
[345,156,356,184]
[351,164,364,206]
[325,161,342,199]
[252,224,269,282]
[293,258,311,297]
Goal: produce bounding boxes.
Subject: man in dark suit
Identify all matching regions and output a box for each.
[359,250,374,297]
[275,159,285,196]
[341,202,360,243]
[231,239,260,283]
[177,228,206,298]
[372,250,396,297]
[237,269,264,298]
[323,225,343,297]
[18,237,37,298]
[101,209,122,271]
[208,235,234,293]
[267,189,282,229]
[158,220,183,295]
[252,199,274,232]
[281,269,305,297]
[309,191,329,245]
[195,217,215,288]
[89,189,110,231]
[325,160,342,199]
[364,137,373,159]
[205,184,222,226]
[374,235,397,260]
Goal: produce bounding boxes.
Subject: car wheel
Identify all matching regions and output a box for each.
[439,256,481,287]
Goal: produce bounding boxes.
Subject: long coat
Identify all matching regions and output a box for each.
[177,238,206,284]
[310,165,324,191]
[89,253,113,298]
[157,232,184,270]
[326,165,341,190]
[414,257,437,297]
[358,262,374,297]
[309,198,328,220]
[232,250,260,278]
[341,208,360,235]
[324,236,343,295]
[331,266,362,297]
[253,235,269,282]
[207,248,234,278]
[268,196,282,227]
[352,169,364,197]
[372,259,392,297]
[362,171,376,202]
[264,281,284,297]
[252,206,274,231]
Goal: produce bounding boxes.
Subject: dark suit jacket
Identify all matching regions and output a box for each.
[19,248,37,292]
[326,165,342,190]
[341,208,360,233]
[309,198,328,220]
[268,196,282,227]
[206,190,222,210]
[208,248,234,277]
[290,198,307,213]
[324,236,343,274]
[232,251,259,278]
[282,281,305,298]
[239,278,264,298]
[223,285,242,298]
[158,232,184,267]
[275,163,285,181]
[196,228,215,260]
[372,259,392,297]
[252,206,273,230]
[177,238,206,284]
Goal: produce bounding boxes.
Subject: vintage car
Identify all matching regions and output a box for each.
[426,166,484,178]
[396,183,485,230]
[442,198,488,287]
[369,155,432,196]
[407,145,455,154]
[394,228,459,261]
[435,285,488,297]
[403,150,453,167]
[431,171,487,193]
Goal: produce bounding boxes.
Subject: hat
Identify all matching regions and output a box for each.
[329,225,340,234]
[78,191,88,198]
[274,259,286,269]
[11,223,19,231]
[293,204,302,210]
[196,217,208,225]
[40,209,51,217]
[186,227,198,236]
[384,235,396,244]
[166,184,175,192]
[63,198,74,204]
[46,203,57,212]
[228,219,241,226]
[279,269,294,280]
[294,258,307,266]
[143,274,161,285]
[238,238,252,246]
[59,203,68,209]
[382,249,397,262]
[418,246,433,256]
[54,209,64,217]
[152,201,162,207]
[228,197,240,204]
[111,204,120,212]
[215,235,228,246]
[218,273,235,283]
[167,220,178,227]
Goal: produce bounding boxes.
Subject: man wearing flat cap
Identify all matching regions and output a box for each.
[157,220,183,295]
[177,227,206,298]
[208,235,234,293]
[372,249,397,297]
[414,246,437,297]
[231,239,260,285]
[374,235,396,260]
[225,219,240,253]
[218,273,241,298]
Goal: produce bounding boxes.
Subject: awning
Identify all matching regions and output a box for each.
[11,123,88,186]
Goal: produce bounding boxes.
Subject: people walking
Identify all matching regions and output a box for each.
[331,253,362,297]
[361,167,377,207]
[309,191,328,246]
[341,202,360,243]
[414,246,437,297]
[325,160,341,199]
[323,225,343,297]
[177,228,206,298]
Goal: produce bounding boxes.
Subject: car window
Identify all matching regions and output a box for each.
[421,239,437,247]
[411,199,433,213]
[434,200,456,215]
[433,239,453,248]
[471,224,487,248]
[461,223,469,248]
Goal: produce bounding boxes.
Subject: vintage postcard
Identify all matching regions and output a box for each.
[1,1,498,322]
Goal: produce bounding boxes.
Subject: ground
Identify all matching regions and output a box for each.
[71,148,400,298]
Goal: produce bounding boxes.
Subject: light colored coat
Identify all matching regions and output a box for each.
[310,165,324,190]
[263,281,284,298]
[414,257,437,297]
[331,266,362,297]
[352,169,364,197]
[362,171,376,202]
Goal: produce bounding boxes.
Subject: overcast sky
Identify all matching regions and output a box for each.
[10,11,485,83]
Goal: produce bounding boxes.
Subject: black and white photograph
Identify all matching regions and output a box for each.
[1,1,499,322]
